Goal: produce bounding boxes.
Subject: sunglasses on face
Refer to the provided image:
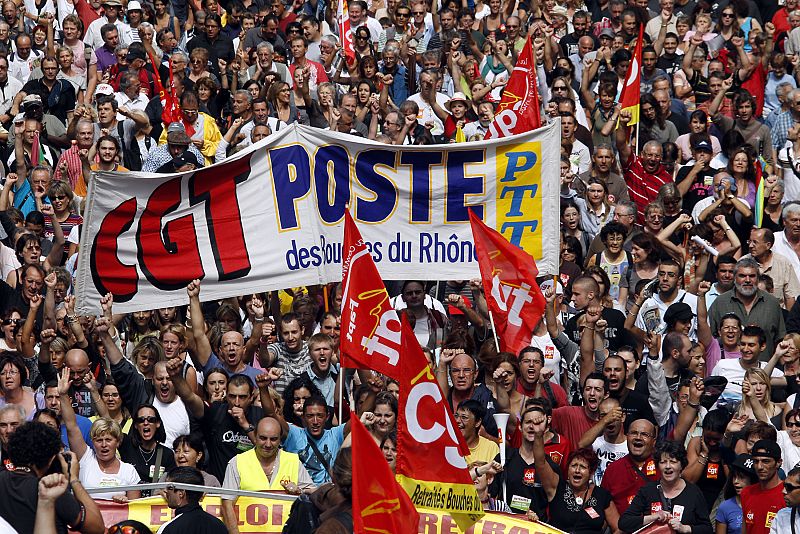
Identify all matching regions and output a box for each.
[787,421,800,428]
[3,319,20,326]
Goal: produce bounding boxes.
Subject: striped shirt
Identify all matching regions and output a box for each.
[623,153,672,223]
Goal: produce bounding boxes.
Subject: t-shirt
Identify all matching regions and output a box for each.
[565,307,632,351]
[592,436,628,485]
[0,470,82,534]
[529,333,562,382]
[601,455,659,514]
[635,290,699,339]
[154,397,191,449]
[466,436,500,466]
[676,164,717,213]
[710,359,784,408]
[267,342,310,396]
[551,406,596,454]
[741,482,785,534]
[776,431,800,472]
[770,505,800,533]
[493,447,560,518]
[78,448,141,500]
[201,401,264,481]
[282,424,345,485]
[548,479,614,534]
[716,497,743,534]
[202,353,262,388]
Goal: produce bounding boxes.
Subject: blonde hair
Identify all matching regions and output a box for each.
[90,417,122,441]
[160,323,187,345]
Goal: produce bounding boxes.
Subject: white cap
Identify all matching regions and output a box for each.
[539,278,564,295]
[127,0,142,10]
[95,83,115,96]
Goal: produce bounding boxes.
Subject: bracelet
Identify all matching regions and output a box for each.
[584,326,595,331]
[687,401,700,409]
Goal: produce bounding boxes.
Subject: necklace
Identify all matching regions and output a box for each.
[138,445,156,464]
[573,484,590,506]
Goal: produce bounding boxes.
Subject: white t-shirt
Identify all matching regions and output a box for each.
[155,397,190,450]
[530,333,562,383]
[635,290,698,338]
[592,435,628,485]
[777,430,800,472]
[406,92,451,137]
[79,448,141,500]
[710,359,783,407]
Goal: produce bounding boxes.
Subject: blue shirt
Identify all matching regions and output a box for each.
[203,353,261,388]
[715,497,742,534]
[60,415,93,451]
[283,424,345,485]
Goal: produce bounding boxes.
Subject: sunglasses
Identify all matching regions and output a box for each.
[53,195,67,200]
[3,319,20,326]
[356,34,369,39]
[721,12,734,17]
[135,416,158,424]
[787,421,800,428]
[165,484,178,492]
[108,526,143,534]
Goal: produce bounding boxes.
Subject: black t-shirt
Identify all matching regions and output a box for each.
[201,401,264,481]
[566,307,633,351]
[548,479,614,534]
[676,165,716,213]
[618,388,657,430]
[69,384,96,418]
[492,447,561,518]
[619,480,712,533]
[657,54,682,77]
[0,470,83,534]
[118,435,176,485]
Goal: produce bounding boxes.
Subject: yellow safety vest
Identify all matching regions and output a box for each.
[235,448,301,491]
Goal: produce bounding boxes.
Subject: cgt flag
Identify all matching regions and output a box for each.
[352,410,419,534]
[469,209,546,355]
[395,316,484,531]
[339,210,402,381]
[618,24,644,126]
[485,33,541,139]
[338,0,356,64]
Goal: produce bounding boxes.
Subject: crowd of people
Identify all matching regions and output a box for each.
[0,0,798,532]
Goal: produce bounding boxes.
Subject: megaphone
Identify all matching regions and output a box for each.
[492,412,510,504]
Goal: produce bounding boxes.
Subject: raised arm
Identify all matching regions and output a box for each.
[256,370,288,435]
[58,367,88,459]
[695,282,715,358]
[531,411,560,501]
[187,279,212,368]
[165,357,205,419]
[615,110,633,166]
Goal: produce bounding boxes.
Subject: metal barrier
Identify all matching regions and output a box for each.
[83,482,300,502]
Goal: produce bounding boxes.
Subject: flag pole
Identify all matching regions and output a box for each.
[337,368,343,425]
[488,310,500,352]
[635,119,640,154]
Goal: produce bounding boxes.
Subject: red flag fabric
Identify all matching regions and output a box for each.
[339,210,402,381]
[72,0,100,28]
[351,410,419,534]
[338,0,356,64]
[468,209,546,355]
[31,131,44,166]
[618,24,644,126]
[395,316,484,531]
[161,60,183,125]
[485,34,540,139]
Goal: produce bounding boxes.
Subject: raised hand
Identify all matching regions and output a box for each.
[38,473,69,502]
[100,293,114,321]
[40,328,56,344]
[166,357,183,377]
[187,279,201,299]
[44,272,57,289]
[57,367,70,395]
[29,293,42,310]
[360,411,376,426]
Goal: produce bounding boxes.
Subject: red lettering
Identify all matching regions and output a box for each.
[271,503,284,525]
[149,505,171,525]
[189,156,251,281]
[508,527,531,534]
[481,521,507,534]
[204,504,221,518]
[440,514,460,534]
[90,197,138,300]
[245,503,269,525]
[137,177,204,289]
[419,512,439,533]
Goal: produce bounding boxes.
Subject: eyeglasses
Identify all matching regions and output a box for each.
[102,392,120,398]
[450,368,475,375]
[356,34,369,39]
[0,369,19,376]
[190,58,204,64]
[629,431,653,439]
[412,10,425,15]
[135,416,158,424]
[396,12,410,17]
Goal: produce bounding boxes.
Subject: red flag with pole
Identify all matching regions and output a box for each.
[618,24,644,126]
[351,410,419,533]
[338,0,356,64]
[468,209,546,355]
[339,210,403,381]
[485,33,541,139]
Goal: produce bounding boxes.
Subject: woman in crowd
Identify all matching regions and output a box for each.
[0,309,21,352]
[370,391,397,445]
[196,77,228,122]
[91,382,132,435]
[129,337,164,382]
[776,409,800,475]
[159,325,197,393]
[153,0,181,41]
[0,353,37,419]
[531,407,619,533]
[560,201,592,260]
[381,432,397,473]
[44,180,81,259]
[118,405,176,487]
[282,376,323,427]
[203,368,228,403]
[572,177,615,242]
[762,179,785,232]
[305,82,338,129]
[55,46,86,103]
[188,48,216,85]
[640,93,678,148]
[727,147,757,209]
[675,110,721,162]
[159,434,221,487]
[715,454,757,534]
[739,368,784,428]
[268,81,305,125]
[619,441,712,533]
[123,311,159,358]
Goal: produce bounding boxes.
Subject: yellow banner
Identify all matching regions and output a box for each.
[99,495,567,533]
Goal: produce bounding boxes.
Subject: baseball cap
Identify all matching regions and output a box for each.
[21,94,42,108]
[664,302,694,326]
[173,150,200,169]
[95,83,114,96]
[751,440,781,460]
[539,278,564,295]
[692,139,713,153]
[599,28,615,39]
[730,454,756,477]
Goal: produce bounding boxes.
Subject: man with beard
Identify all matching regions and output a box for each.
[515,347,568,408]
[187,279,263,387]
[551,372,609,451]
[710,258,785,359]
[616,112,673,222]
[741,440,785,534]
[53,119,93,194]
[221,417,314,533]
[745,228,800,310]
[580,397,628,485]
[601,418,659,514]
[94,308,190,447]
[710,326,783,408]
[262,314,311,397]
[602,354,656,429]
[560,11,594,57]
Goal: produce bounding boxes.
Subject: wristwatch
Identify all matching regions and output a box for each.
[245,424,255,433]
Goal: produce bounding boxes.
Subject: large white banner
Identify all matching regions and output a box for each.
[75,121,560,315]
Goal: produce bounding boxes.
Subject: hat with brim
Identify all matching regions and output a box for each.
[167,130,192,146]
[664,302,694,326]
[751,439,782,461]
[446,92,468,112]
[599,28,615,40]
[102,0,122,7]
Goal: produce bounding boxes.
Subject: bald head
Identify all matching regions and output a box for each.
[65,349,90,386]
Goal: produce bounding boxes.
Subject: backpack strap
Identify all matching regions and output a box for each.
[306,435,332,478]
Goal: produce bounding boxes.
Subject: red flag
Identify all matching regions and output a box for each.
[351,410,419,533]
[338,0,356,64]
[72,0,99,28]
[395,316,484,531]
[468,209,546,355]
[485,34,540,139]
[31,131,45,166]
[339,210,402,381]
[618,24,644,126]
[161,59,182,125]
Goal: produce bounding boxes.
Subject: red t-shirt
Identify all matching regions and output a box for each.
[551,406,595,453]
[623,153,672,224]
[741,63,766,119]
[516,380,568,408]
[600,455,659,514]
[741,481,785,534]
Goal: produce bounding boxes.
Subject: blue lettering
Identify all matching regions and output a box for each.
[446,150,484,222]
[399,151,442,223]
[501,221,539,247]
[354,150,397,223]
[314,146,350,224]
[502,151,537,182]
[500,184,538,217]
[269,145,311,230]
